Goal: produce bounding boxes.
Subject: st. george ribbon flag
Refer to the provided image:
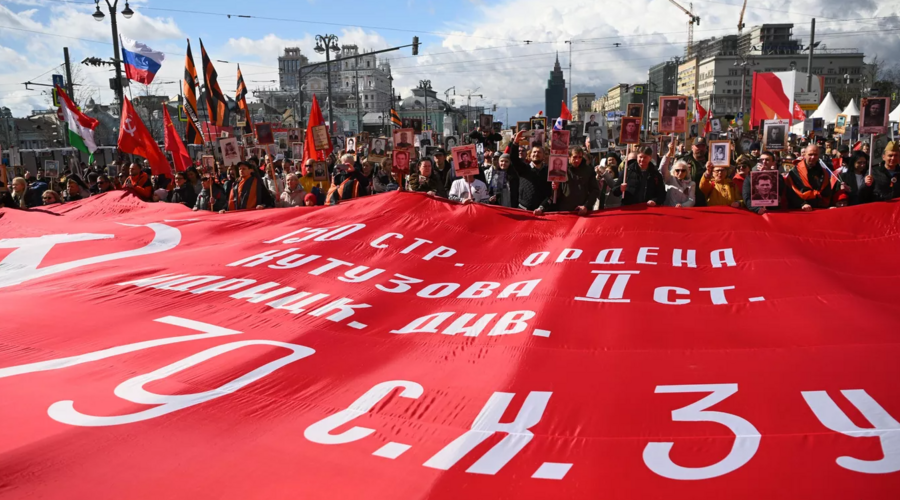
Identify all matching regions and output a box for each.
[1,192,899,499]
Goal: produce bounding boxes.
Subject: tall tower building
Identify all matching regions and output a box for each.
[545,53,567,119]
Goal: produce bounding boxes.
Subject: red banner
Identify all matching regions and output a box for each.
[1,192,899,499]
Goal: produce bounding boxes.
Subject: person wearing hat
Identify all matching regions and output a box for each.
[304,192,318,206]
[749,142,761,160]
[484,152,519,207]
[678,136,709,206]
[871,141,900,201]
[430,148,455,192]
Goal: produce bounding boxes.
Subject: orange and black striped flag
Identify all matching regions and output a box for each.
[199,38,228,127]
[235,64,253,133]
[182,39,204,144]
[390,108,402,128]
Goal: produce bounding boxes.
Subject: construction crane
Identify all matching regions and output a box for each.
[737,0,748,36]
[668,0,701,58]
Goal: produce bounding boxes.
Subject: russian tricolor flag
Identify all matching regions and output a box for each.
[120,35,165,85]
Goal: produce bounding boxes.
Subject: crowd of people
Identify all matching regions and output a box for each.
[2,126,898,216]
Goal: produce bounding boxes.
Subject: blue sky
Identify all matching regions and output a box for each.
[1,0,897,125]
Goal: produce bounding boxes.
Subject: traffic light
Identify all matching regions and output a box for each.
[412,36,419,56]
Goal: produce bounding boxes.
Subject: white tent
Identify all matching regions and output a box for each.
[810,92,842,124]
[843,99,860,117]
[890,103,900,123]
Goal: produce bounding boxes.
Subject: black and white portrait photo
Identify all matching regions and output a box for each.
[371,138,387,155]
[750,170,779,207]
[763,121,788,151]
[445,135,459,150]
[710,140,731,167]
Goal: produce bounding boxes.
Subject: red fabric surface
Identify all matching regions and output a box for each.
[1,192,899,499]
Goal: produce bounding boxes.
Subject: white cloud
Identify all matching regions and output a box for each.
[385,0,900,123]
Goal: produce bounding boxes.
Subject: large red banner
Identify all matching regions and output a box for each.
[1,192,899,499]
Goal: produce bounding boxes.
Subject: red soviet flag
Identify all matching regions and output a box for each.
[559,101,572,121]
[300,95,332,175]
[118,96,171,176]
[695,99,708,123]
[163,105,191,172]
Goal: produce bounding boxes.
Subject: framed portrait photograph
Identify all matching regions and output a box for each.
[370,137,388,156]
[201,155,216,172]
[626,103,644,120]
[588,126,606,152]
[288,128,301,143]
[274,131,289,151]
[750,170,779,207]
[451,144,479,177]
[219,137,241,166]
[530,117,547,131]
[530,129,545,149]
[393,128,415,149]
[659,96,688,134]
[834,114,848,135]
[516,121,531,132]
[346,137,357,154]
[444,135,459,150]
[550,129,570,154]
[331,135,345,152]
[255,123,275,145]
[479,114,493,130]
[762,120,789,151]
[619,117,641,144]
[710,118,723,134]
[243,133,257,148]
[860,97,890,135]
[44,159,59,178]
[291,142,304,159]
[547,154,568,182]
[312,160,328,181]
[392,148,411,173]
[709,140,731,167]
[417,130,432,148]
[312,125,330,151]
[583,112,601,134]
[106,164,118,179]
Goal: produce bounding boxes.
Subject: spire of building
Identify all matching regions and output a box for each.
[546,55,567,120]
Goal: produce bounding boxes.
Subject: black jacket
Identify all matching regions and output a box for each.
[871,163,900,202]
[742,171,787,214]
[168,184,197,208]
[194,184,227,211]
[622,160,666,206]
[838,168,874,206]
[507,142,550,210]
[542,160,600,212]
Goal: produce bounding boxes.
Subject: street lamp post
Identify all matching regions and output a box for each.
[419,80,431,132]
[314,34,341,134]
[92,0,133,107]
[735,55,757,128]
